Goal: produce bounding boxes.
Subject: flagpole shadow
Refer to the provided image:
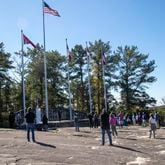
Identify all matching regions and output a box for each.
[112,144,147,154]
[34,141,56,149]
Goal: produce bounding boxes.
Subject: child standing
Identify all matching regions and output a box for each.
[109,113,118,137]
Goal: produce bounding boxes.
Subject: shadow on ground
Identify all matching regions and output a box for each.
[118,137,137,141]
[112,144,147,154]
[35,141,56,148]
[155,137,165,140]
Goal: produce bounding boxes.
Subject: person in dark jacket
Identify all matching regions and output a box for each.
[58,109,62,122]
[25,107,36,142]
[88,112,94,129]
[100,110,112,145]
[8,112,15,128]
[42,113,48,131]
[94,112,99,128]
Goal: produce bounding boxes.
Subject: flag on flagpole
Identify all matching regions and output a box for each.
[86,42,93,113]
[43,1,60,17]
[23,34,36,48]
[101,49,107,111]
[102,51,106,65]
[65,39,73,120]
[66,41,73,62]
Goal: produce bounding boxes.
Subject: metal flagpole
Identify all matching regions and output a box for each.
[42,0,49,119]
[21,30,26,121]
[86,42,92,113]
[102,50,107,112]
[66,39,72,120]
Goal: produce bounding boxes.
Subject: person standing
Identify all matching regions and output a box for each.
[109,113,118,137]
[149,113,157,138]
[142,112,147,127]
[88,112,94,129]
[74,112,79,132]
[94,112,99,128]
[42,113,48,131]
[100,110,112,146]
[155,112,160,128]
[58,109,61,122]
[118,111,123,128]
[16,113,22,129]
[8,112,15,128]
[132,113,136,125]
[25,107,36,142]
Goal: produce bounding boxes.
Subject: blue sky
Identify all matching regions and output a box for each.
[0,0,165,105]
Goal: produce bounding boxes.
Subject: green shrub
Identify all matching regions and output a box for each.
[0,112,10,128]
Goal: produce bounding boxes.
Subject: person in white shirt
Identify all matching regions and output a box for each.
[149,113,156,138]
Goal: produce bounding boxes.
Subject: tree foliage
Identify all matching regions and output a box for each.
[70,45,87,111]
[0,41,157,116]
[115,46,156,111]
[0,43,14,120]
[26,47,67,109]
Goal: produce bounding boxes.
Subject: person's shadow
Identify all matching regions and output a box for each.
[155,137,165,140]
[34,141,56,149]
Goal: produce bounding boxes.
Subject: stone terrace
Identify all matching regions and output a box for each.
[0,125,165,165]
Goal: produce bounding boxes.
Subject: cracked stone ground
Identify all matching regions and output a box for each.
[0,126,164,165]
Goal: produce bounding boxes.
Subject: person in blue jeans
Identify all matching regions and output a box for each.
[25,107,36,142]
[100,110,112,146]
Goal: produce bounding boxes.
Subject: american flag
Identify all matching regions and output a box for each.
[23,34,36,48]
[43,1,60,17]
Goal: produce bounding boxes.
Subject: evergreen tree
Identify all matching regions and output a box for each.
[26,47,66,109]
[115,46,156,111]
[71,45,87,111]
[89,40,117,113]
[0,42,14,119]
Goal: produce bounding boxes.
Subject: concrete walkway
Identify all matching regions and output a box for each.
[0,126,165,165]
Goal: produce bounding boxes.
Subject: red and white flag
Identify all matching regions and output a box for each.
[66,41,73,62]
[23,34,36,48]
[102,51,106,65]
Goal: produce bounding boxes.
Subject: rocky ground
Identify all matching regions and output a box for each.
[0,125,164,165]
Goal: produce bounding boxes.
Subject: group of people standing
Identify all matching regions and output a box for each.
[89,110,161,145]
[8,107,48,142]
[87,110,118,146]
[8,107,161,144]
[8,111,22,128]
[100,110,120,146]
[25,107,49,142]
[88,112,99,129]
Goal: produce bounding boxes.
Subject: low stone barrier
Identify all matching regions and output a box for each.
[36,119,90,131]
